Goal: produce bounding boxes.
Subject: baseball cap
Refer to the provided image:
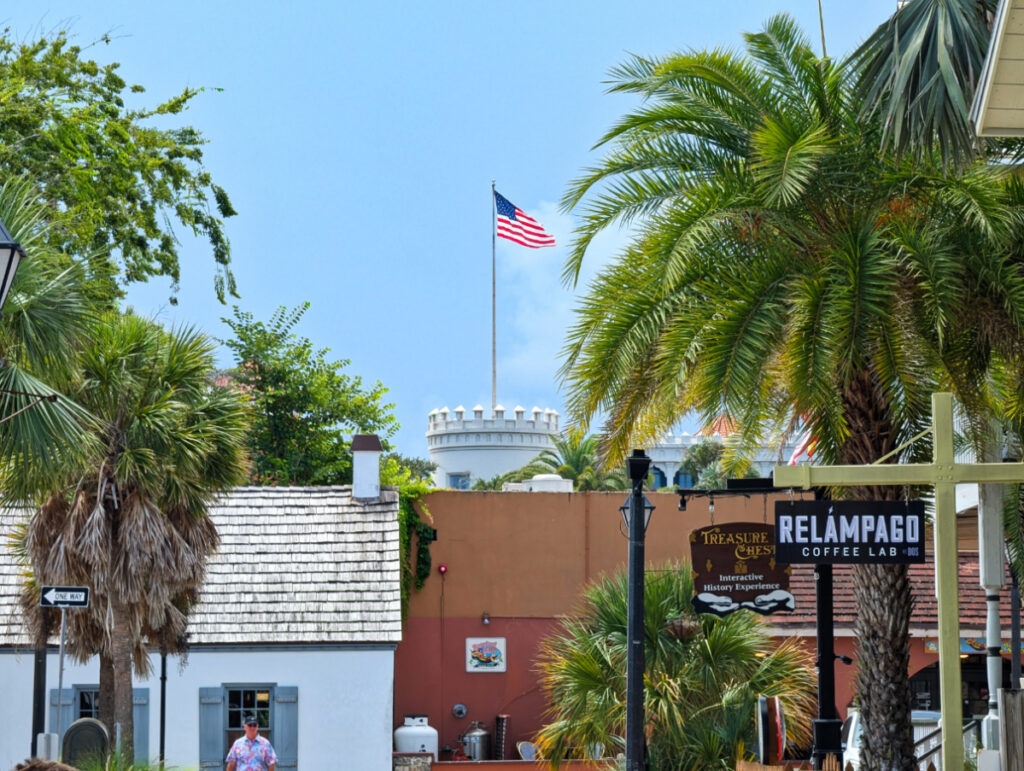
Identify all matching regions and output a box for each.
[243,715,258,726]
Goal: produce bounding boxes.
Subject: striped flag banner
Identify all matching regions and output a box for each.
[494,191,555,248]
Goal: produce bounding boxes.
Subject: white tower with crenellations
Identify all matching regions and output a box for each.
[426,403,559,488]
[427,406,812,490]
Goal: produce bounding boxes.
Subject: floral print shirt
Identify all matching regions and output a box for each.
[226,734,278,770]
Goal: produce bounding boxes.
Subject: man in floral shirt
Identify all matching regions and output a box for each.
[226,714,277,771]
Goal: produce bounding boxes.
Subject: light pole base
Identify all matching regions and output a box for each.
[811,718,843,770]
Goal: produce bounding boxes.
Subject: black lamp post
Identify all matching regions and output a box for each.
[624,449,652,771]
[0,218,25,317]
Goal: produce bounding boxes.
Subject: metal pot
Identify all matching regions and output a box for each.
[462,721,491,761]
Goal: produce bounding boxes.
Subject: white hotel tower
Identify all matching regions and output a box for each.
[427,404,559,488]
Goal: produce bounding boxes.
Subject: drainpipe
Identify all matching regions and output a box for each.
[977,428,1004,753]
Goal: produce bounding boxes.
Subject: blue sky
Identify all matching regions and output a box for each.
[7,1,900,458]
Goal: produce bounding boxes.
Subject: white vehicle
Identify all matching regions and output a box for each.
[841,709,943,770]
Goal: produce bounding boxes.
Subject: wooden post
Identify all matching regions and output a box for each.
[999,689,1024,769]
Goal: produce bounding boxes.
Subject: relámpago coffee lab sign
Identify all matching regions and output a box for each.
[774,500,926,564]
[689,523,793,617]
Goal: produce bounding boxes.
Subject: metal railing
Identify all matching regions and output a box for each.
[914,720,980,771]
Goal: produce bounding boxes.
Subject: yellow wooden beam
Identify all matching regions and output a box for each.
[771,393,1024,771]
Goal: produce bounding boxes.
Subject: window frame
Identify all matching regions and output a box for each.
[223,682,276,757]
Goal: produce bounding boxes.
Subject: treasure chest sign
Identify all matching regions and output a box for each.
[689,523,793,617]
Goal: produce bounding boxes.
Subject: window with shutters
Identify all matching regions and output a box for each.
[226,685,273,749]
[199,683,298,770]
[50,686,149,763]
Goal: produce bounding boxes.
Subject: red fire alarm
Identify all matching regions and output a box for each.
[438,563,448,575]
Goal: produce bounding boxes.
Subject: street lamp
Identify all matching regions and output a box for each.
[0,218,25,317]
[624,449,652,771]
[619,493,654,531]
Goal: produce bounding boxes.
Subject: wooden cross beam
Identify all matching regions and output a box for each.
[774,392,1024,771]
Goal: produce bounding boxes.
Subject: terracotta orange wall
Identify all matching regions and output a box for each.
[395,490,956,752]
[395,489,807,755]
[407,490,787,619]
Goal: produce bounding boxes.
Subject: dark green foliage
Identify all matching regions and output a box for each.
[0,29,236,304]
[471,473,513,490]
[535,563,816,768]
[386,462,434,618]
[221,303,398,486]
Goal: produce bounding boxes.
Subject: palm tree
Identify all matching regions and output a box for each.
[854,0,999,165]
[535,562,817,768]
[558,16,1024,768]
[23,311,250,759]
[516,434,630,491]
[0,176,98,743]
[0,176,97,501]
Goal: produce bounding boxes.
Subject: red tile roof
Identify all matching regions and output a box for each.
[770,553,1015,633]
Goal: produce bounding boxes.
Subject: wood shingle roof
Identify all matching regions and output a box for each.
[0,486,402,648]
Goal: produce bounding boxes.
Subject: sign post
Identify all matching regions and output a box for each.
[774,392,1024,771]
[775,498,926,768]
[624,450,651,771]
[40,586,90,747]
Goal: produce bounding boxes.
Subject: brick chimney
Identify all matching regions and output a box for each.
[351,434,382,500]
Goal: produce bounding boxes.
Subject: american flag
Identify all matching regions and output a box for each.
[494,191,555,248]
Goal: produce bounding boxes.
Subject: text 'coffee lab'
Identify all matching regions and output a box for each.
[774,500,926,565]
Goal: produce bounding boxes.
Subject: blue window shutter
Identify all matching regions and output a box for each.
[274,686,298,769]
[132,688,149,764]
[48,688,74,745]
[198,687,225,770]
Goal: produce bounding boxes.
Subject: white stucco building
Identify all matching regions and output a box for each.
[427,404,808,489]
[0,481,401,771]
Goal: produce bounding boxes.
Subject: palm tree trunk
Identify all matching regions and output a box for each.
[99,648,114,736]
[109,594,134,763]
[841,371,916,771]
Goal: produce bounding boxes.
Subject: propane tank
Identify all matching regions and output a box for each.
[394,715,439,759]
[462,721,491,761]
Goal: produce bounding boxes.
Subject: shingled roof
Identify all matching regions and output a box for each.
[769,553,1015,636]
[0,486,402,648]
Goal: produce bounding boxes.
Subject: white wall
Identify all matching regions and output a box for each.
[0,645,394,771]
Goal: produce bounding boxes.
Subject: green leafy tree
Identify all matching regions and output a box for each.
[680,439,723,484]
[536,562,816,768]
[680,439,761,489]
[384,453,437,483]
[221,303,399,486]
[558,16,1024,768]
[22,312,250,760]
[0,30,237,304]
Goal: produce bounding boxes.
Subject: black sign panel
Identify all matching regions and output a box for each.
[774,500,926,564]
[39,585,90,608]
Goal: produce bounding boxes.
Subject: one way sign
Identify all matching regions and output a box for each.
[39,586,90,608]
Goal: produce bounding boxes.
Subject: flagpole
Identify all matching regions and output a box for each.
[491,179,497,415]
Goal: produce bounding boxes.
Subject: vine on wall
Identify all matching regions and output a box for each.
[381,456,436,618]
[396,480,434,618]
